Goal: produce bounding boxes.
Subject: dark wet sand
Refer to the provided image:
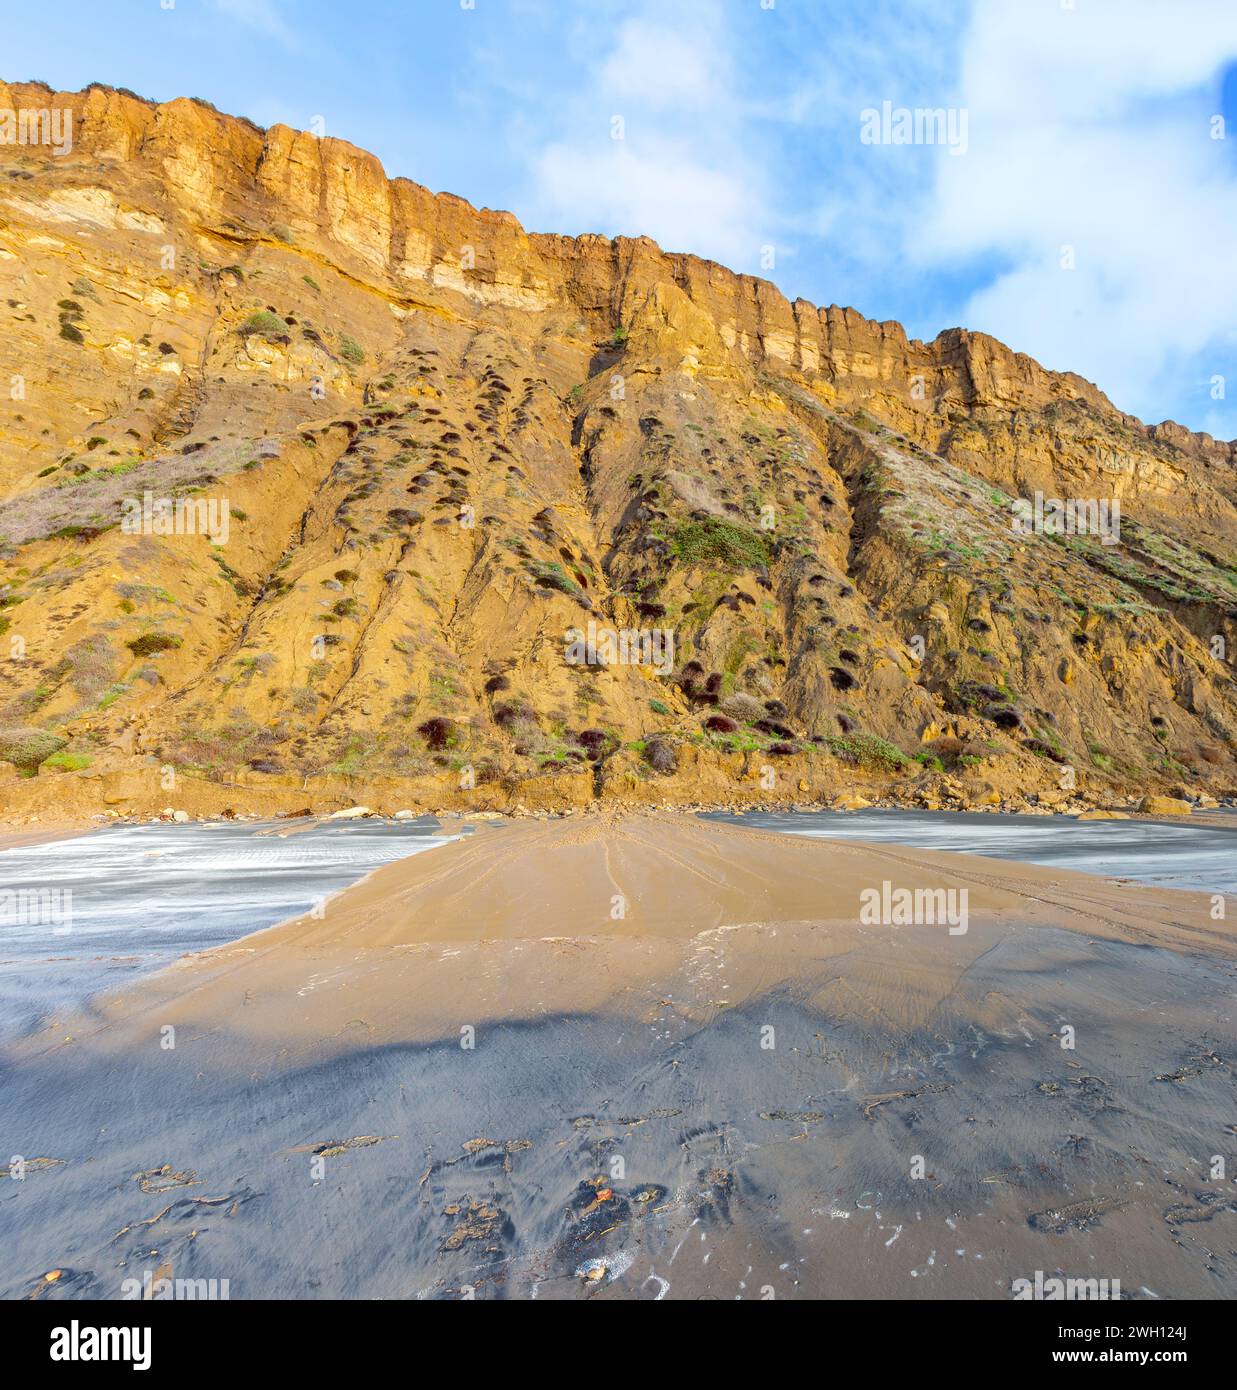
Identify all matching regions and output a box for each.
[3,812,1234,1300]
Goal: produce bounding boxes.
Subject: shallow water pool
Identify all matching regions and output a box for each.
[0,817,458,1040]
[707,807,1237,895]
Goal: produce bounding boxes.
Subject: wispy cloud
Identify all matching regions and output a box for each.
[209,0,296,49]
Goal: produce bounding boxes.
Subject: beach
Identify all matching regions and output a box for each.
[3,812,1235,1300]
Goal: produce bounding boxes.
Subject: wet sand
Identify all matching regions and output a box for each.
[3,812,1235,1300]
[0,825,89,853]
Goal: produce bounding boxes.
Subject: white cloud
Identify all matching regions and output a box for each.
[533,136,758,265]
[516,1,776,269]
[468,0,1235,433]
[918,0,1237,428]
[597,17,725,113]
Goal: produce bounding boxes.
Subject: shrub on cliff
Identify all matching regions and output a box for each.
[126,632,182,657]
[1024,736,1068,763]
[338,333,365,365]
[985,702,1022,730]
[574,728,613,761]
[239,311,288,340]
[669,518,770,570]
[43,750,91,772]
[823,732,908,771]
[703,714,738,733]
[643,737,677,774]
[721,692,764,723]
[417,716,455,750]
[493,699,536,730]
[0,727,68,771]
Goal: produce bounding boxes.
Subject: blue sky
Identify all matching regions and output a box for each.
[6,0,1237,438]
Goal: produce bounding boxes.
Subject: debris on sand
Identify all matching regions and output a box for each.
[1027,1195,1126,1234]
[417,1137,532,1188]
[0,1156,65,1177]
[439,1195,509,1252]
[576,1251,634,1285]
[861,1082,951,1120]
[1155,1066,1202,1083]
[287,1134,397,1158]
[25,1267,95,1299]
[1162,1192,1236,1225]
[461,1136,532,1157]
[133,1164,200,1193]
[110,1189,258,1243]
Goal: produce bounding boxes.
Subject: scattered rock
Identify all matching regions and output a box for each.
[1138,795,1192,816]
[968,785,1002,807]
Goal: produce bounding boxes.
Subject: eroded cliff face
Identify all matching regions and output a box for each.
[0,80,1235,818]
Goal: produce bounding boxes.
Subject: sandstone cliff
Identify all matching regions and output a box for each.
[0,81,1235,818]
